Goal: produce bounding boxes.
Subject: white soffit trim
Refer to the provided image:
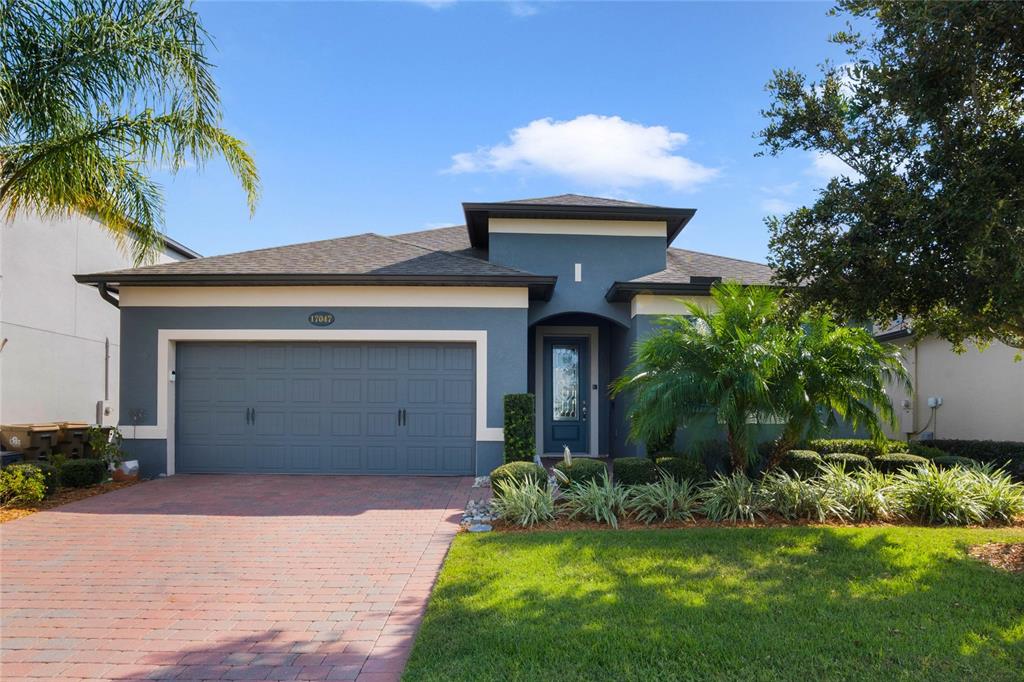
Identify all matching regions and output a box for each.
[130,329,501,475]
[631,294,717,318]
[119,286,530,308]
[489,218,666,238]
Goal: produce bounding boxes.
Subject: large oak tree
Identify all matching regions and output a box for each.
[759,1,1024,350]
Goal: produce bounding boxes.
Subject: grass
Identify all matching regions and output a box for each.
[404,527,1024,681]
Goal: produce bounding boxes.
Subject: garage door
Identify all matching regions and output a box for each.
[175,342,475,475]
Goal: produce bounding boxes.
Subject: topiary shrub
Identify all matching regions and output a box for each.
[613,457,657,486]
[59,458,107,488]
[806,438,906,458]
[490,461,547,496]
[932,455,978,470]
[502,394,535,463]
[909,442,949,459]
[874,453,930,474]
[822,453,873,472]
[779,450,821,478]
[655,456,707,483]
[0,464,47,506]
[554,458,606,486]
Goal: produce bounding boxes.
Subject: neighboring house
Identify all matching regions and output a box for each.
[0,211,198,428]
[75,194,772,477]
[875,322,1023,442]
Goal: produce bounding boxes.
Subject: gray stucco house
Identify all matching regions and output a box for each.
[76,194,771,478]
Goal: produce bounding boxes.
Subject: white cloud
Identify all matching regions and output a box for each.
[508,2,539,17]
[760,198,792,214]
[447,114,718,190]
[808,151,862,180]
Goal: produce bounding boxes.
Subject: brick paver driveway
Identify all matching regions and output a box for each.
[1,475,472,681]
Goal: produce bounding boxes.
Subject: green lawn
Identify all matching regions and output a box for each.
[404,527,1024,681]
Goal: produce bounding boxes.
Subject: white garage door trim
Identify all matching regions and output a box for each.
[131,329,500,476]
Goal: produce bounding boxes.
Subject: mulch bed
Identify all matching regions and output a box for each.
[0,479,140,524]
[968,543,1024,573]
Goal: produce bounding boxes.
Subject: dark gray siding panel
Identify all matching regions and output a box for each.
[489,233,665,326]
[120,439,167,479]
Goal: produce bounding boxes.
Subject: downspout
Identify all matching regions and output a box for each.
[98,282,119,308]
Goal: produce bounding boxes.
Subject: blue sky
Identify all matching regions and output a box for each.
[161,1,851,262]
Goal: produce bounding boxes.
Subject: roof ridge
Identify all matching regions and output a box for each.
[668,246,770,268]
[375,233,538,276]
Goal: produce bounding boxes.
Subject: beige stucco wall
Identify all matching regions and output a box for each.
[883,336,1024,441]
[0,211,189,427]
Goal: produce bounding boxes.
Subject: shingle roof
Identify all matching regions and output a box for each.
[82,232,534,278]
[633,248,774,285]
[503,194,656,208]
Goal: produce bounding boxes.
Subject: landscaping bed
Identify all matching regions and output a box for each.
[405,527,1024,681]
[0,477,139,523]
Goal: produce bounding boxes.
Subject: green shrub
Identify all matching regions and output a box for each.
[15,461,58,496]
[908,442,949,459]
[502,394,535,463]
[874,453,929,474]
[806,438,906,458]
[561,472,630,528]
[779,450,821,478]
[895,463,988,525]
[655,456,707,483]
[0,465,47,506]
[822,452,873,472]
[553,458,606,486]
[760,470,848,522]
[58,458,107,488]
[644,429,676,458]
[86,426,125,468]
[925,439,1024,478]
[490,478,556,526]
[613,457,657,485]
[626,474,700,524]
[490,461,547,497]
[701,473,768,522]
[818,464,902,522]
[932,455,978,469]
[964,464,1024,524]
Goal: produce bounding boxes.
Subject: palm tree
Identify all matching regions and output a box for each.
[0,0,259,263]
[612,283,909,472]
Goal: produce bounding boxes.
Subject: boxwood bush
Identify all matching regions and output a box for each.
[932,455,978,470]
[779,450,821,477]
[59,458,107,488]
[554,458,606,486]
[490,461,547,496]
[613,457,657,485]
[924,440,1024,478]
[655,456,707,483]
[873,453,930,474]
[806,438,907,458]
[502,393,535,463]
[908,442,949,459]
[822,453,873,472]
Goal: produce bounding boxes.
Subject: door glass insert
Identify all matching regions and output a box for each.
[552,344,579,421]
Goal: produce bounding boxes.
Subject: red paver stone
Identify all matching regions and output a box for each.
[1,475,471,680]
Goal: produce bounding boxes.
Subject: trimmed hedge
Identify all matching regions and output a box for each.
[613,457,657,485]
[779,450,821,478]
[491,461,547,495]
[503,394,535,463]
[59,458,107,488]
[806,438,908,458]
[554,458,606,486]
[908,442,949,459]
[655,456,707,483]
[873,453,930,474]
[822,452,872,472]
[932,455,978,470]
[924,440,1024,477]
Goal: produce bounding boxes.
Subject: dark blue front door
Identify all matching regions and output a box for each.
[543,337,589,454]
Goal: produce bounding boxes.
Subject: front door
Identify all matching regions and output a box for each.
[543,337,589,454]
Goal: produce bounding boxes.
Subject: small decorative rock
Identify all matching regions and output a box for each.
[472,476,491,488]
[468,524,492,533]
[461,497,496,528]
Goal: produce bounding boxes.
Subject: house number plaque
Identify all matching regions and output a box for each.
[308,311,335,327]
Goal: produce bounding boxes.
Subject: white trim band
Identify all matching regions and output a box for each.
[490,218,666,238]
[132,329,502,476]
[630,294,717,318]
[119,286,530,309]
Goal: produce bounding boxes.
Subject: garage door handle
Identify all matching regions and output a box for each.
[402,409,406,426]
[251,408,256,424]
[245,408,251,425]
